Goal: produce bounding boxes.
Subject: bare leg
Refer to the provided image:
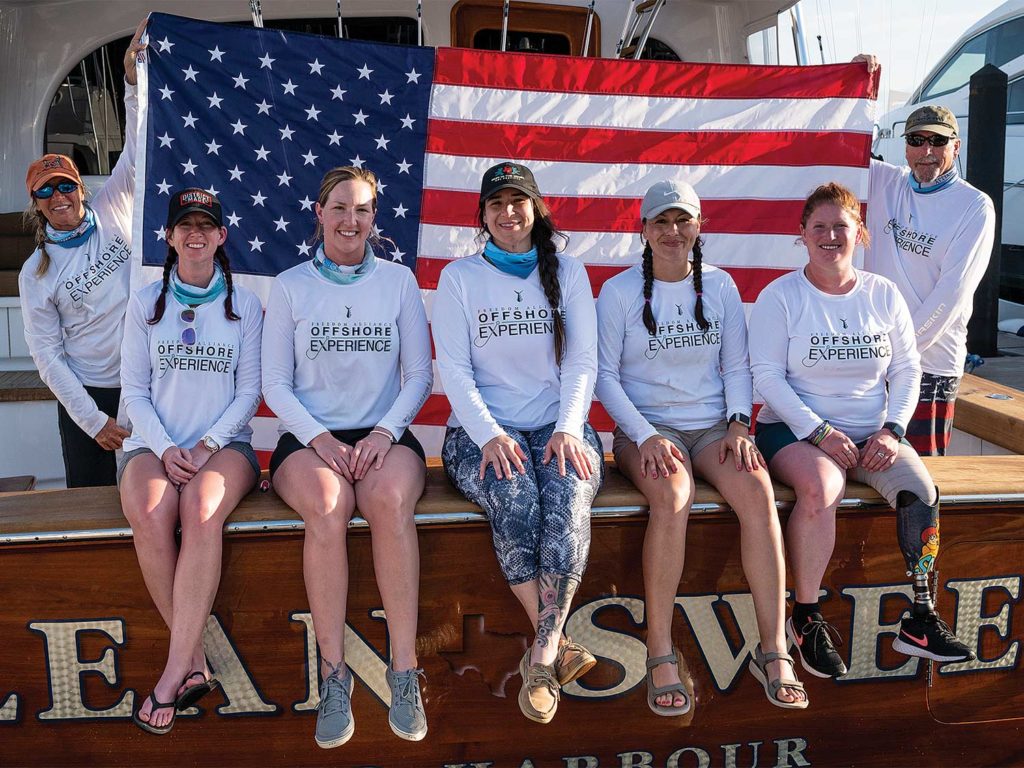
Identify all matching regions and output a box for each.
[692,446,804,704]
[616,441,692,709]
[275,448,356,678]
[121,453,180,628]
[768,442,847,605]
[144,451,255,727]
[353,446,425,672]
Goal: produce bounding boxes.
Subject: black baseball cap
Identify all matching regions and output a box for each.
[167,187,223,228]
[480,161,541,201]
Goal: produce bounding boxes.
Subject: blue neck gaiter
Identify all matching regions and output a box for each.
[169,263,226,307]
[46,205,97,249]
[483,239,538,279]
[313,242,377,285]
[909,165,958,195]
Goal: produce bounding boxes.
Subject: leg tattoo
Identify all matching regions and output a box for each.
[536,572,579,651]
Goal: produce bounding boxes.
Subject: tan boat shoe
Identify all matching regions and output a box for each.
[555,636,597,687]
[518,648,559,724]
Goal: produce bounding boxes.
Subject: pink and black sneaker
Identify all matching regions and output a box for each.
[892,612,976,663]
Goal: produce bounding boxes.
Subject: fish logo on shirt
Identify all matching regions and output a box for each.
[345,306,352,319]
[514,290,524,303]
[675,303,683,316]
[840,318,848,330]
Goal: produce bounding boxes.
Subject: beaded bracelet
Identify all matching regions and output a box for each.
[808,421,833,447]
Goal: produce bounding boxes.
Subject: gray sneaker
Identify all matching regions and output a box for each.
[315,664,354,749]
[386,667,427,741]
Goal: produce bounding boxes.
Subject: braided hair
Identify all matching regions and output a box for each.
[148,243,240,325]
[640,233,710,336]
[478,193,570,365]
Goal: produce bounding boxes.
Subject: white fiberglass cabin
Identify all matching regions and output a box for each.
[0,0,801,488]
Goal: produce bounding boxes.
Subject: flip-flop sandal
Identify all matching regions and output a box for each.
[133,692,176,735]
[174,670,220,711]
[748,643,809,710]
[645,649,691,717]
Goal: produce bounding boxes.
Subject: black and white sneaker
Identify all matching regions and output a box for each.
[786,614,847,678]
[892,612,976,663]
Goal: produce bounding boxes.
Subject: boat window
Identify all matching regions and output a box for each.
[233,16,418,45]
[922,15,1024,100]
[453,1,600,57]
[44,36,132,176]
[472,28,572,54]
[633,38,681,62]
[1009,76,1024,125]
[43,17,416,177]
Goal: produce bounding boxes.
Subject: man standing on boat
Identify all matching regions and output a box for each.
[18,18,148,487]
[857,57,996,456]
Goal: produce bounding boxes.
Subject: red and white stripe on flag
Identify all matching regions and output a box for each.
[249,50,879,464]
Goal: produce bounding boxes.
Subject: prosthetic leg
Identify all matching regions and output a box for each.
[891,488,975,662]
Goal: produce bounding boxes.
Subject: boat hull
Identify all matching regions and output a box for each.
[2,494,1023,766]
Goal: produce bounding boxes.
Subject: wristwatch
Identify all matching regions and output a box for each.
[881,421,906,440]
[202,435,221,452]
[728,413,752,429]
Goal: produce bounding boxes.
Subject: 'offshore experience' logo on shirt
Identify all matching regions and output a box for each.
[802,331,891,368]
[474,305,554,347]
[884,218,936,257]
[645,317,721,360]
[156,341,235,378]
[306,321,392,359]
[63,235,131,307]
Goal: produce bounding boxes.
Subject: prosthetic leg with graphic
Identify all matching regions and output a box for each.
[891,487,976,662]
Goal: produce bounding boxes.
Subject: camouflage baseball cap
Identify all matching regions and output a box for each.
[902,105,959,137]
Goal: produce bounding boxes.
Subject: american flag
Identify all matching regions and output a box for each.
[132,13,878,463]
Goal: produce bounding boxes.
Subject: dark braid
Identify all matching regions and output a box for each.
[692,236,710,331]
[148,247,177,325]
[641,241,657,336]
[214,246,241,321]
[536,240,565,366]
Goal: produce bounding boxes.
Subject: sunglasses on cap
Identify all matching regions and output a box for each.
[33,181,79,199]
[905,134,952,148]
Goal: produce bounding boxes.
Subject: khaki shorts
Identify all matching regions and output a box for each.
[612,420,729,464]
[116,441,260,485]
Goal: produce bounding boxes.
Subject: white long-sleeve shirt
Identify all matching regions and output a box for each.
[18,82,138,437]
[121,281,263,458]
[261,259,432,446]
[432,253,598,448]
[749,268,921,443]
[596,263,752,446]
[865,159,995,377]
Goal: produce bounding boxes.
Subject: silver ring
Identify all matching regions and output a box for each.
[876,450,885,457]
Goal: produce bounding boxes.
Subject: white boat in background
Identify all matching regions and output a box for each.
[872,0,1024,321]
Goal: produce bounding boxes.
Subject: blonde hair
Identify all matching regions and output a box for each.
[310,166,379,245]
[22,199,52,277]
